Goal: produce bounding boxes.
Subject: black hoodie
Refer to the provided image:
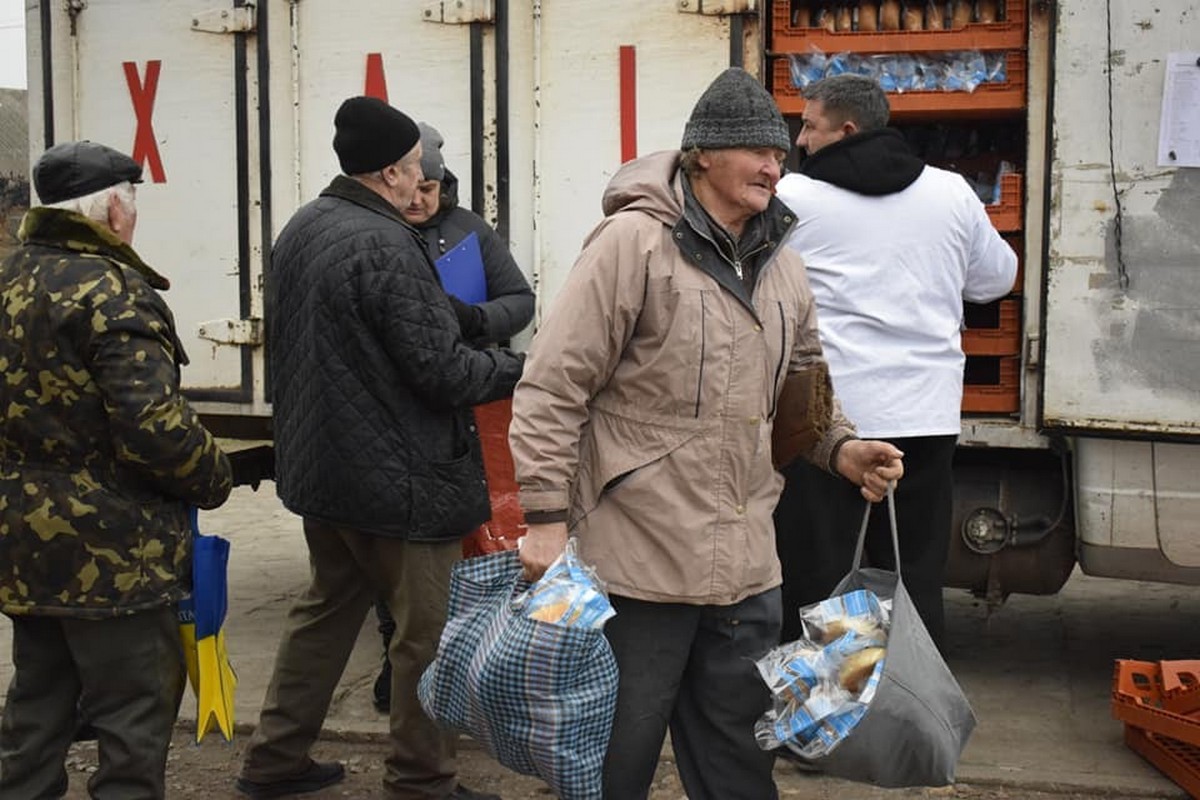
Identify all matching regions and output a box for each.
[798,128,925,197]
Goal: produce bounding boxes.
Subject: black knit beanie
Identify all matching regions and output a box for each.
[681,68,791,152]
[332,96,421,175]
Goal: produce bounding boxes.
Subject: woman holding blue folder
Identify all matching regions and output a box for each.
[401,122,534,347]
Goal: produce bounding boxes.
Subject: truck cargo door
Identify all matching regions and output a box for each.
[531,0,753,305]
[285,2,476,214]
[1042,1,1200,438]
[32,0,263,402]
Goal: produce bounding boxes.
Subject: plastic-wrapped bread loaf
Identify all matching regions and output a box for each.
[793,3,812,27]
[838,647,886,693]
[976,0,999,23]
[836,2,854,30]
[858,1,880,30]
[925,0,945,29]
[813,6,836,31]
[880,0,902,29]
[901,1,924,30]
[951,0,974,27]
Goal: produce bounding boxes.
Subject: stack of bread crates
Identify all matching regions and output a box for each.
[768,0,1028,414]
[1111,659,1200,797]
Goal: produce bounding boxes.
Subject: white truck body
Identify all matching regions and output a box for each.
[21,0,1200,592]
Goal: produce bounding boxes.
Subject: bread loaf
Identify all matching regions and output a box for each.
[901,1,924,30]
[528,599,570,623]
[857,1,880,30]
[977,0,999,23]
[880,0,902,29]
[820,616,884,644]
[836,2,854,30]
[839,647,886,693]
[951,0,974,27]
[925,0,945,29]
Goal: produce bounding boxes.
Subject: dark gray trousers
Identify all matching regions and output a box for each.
[601,589,781,800]
[0,606,185,800]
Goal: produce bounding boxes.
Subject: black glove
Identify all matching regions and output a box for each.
[447,295,486,340]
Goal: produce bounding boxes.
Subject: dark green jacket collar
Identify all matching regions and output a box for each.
[18,206,171,290]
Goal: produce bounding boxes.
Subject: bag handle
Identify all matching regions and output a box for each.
[851,482,901,576]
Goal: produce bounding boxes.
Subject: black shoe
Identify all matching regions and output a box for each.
[235,760,346,798]
[372,661,391,713]
[448,785,501,800]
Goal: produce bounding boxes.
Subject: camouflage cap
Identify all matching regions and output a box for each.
[33,140,143,205]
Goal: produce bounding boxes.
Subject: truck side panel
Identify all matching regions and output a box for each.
[1044,0,1200,436]
[32,0,255,401]
[1049,1,1200,579]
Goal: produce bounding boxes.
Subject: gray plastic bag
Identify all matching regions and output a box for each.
[797,488,977,787]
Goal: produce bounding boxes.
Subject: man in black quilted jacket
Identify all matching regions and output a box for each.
[236,96,522,800]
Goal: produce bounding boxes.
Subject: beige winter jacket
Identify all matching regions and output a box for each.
[510,151,855,605]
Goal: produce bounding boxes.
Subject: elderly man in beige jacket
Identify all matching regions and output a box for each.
[508,68,904,800]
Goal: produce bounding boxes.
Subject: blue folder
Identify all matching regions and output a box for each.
[435,231,487,304]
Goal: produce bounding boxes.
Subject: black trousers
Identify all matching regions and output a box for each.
[774,435,957,646]
[0,607,185,800]
[601,590,781,800]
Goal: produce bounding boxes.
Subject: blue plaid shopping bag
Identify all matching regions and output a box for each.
[418,550,618,800]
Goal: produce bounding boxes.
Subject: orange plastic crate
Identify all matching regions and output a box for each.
[772,0,1027,52]
[1113,660,1200,747]
[962,355,1018,414]
[1124,726,1200,799]
[1003,232,1023,294]
[772,51,1027,120]
[986,172,1023,232]
[962,298,1021,356]
[1162,662,1200,716]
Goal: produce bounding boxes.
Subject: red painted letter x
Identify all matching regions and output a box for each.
[124,60,166,183]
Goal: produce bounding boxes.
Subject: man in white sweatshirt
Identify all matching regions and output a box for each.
[774,74,1017,647]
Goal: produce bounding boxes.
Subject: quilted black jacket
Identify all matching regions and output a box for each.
[267,176,524,539]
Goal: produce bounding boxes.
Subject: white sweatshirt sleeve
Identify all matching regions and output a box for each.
[962,185,1019,303]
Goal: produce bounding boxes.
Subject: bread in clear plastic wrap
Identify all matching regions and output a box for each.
[800,587,891,644]
[516,538,616,630]
[755,588,890,756]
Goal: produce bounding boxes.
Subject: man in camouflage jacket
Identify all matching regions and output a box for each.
[0,141,232,800]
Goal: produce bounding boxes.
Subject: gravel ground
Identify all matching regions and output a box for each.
[60,728,1180,799]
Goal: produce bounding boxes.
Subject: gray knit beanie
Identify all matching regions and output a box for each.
[418,122,445,182]
[681,68,791,152]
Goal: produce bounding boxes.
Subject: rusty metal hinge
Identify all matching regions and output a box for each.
[197,318,263,346]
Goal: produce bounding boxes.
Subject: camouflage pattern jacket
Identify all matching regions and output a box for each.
[0,207,232,618]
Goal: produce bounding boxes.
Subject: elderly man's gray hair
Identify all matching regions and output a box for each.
[45,181,136,226]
